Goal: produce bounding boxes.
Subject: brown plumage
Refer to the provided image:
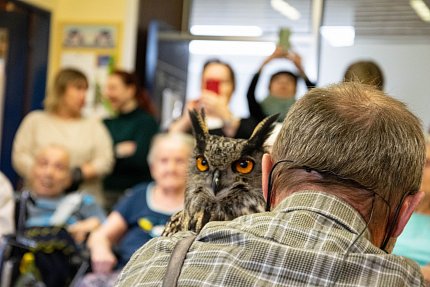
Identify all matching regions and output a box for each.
[162,110,277,236]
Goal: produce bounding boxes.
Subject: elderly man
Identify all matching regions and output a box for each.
[25,144,105,243]
[116,82,426,286]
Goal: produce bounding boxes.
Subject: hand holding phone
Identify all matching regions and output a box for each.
[205,79,220,95]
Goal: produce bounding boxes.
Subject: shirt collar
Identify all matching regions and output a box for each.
[273,190,370,238]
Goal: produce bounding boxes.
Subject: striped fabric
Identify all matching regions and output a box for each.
[116,191,425,287]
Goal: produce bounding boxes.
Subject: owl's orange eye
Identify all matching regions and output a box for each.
[233,159,254,174]
[196,156,209,172]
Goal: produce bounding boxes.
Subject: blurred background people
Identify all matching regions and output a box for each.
[0,171,14,235]
[343,60,385,91]
[393,136,430,281]
[79,132,193,287]
[247,46,315,122]
[12,68,114,205]
[102,70,159,211]
[169,59,258,139]
[24,144,105,244]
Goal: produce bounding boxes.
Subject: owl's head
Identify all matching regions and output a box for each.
[184,110,278,228]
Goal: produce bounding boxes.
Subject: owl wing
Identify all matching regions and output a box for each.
[162,210,185,236]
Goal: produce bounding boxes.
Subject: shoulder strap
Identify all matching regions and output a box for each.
[162,234,197,287]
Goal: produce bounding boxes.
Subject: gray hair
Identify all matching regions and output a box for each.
[272,82,425,210]
[147,132,194,165]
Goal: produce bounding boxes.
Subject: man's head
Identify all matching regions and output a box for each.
[343,60,384,91]
[30,145,71,198]
[263,82,425,250]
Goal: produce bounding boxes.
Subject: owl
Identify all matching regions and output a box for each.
[163,110,278,236]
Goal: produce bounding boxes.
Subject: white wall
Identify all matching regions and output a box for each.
[319,39,430,131]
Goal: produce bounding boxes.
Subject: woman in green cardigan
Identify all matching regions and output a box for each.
[103,70,159,211]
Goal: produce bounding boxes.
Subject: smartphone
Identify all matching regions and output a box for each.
[278,27,291,52]
[205,79,220,95]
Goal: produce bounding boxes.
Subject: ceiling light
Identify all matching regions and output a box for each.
[410,0,430,22]
[190,25,263,37]
[271,0,301,20]
[320,26,355,47]
[189,40,276,56]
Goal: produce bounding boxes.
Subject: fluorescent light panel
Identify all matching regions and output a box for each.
[271,0,301,20]
[189,40,276,56]
[410,0,430,22]
[190,25,263,37]
[320,26,355,47]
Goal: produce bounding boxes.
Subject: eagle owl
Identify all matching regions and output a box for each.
[163,110,277,236]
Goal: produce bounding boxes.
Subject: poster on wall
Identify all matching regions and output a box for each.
[59,22,121,119]
[62,23,118,49]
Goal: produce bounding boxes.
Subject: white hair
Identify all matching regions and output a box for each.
[147,132,195,165]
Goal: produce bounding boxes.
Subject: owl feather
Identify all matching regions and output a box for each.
[162,110,278,236]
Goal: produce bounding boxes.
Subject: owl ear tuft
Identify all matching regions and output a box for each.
[243,114,279,155]
[189,108,209,153]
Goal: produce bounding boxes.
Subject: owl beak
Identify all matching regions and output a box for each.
[212,169,221,194]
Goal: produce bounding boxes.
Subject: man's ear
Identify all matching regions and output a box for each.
[392,191,424,237]
[262,153,273,201]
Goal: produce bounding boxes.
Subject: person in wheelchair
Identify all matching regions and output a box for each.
[24,144,106,243]
[2,144,106,287]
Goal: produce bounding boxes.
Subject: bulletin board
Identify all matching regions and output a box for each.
[58,22,122,118]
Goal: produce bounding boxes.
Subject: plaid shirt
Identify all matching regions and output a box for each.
[116,191,425,286]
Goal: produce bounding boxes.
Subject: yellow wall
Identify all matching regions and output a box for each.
[22,0,127,84]
[56,0,126,20]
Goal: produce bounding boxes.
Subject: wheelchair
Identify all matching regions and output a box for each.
[0,190,90,287]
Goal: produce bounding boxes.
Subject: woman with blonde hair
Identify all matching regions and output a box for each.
[12,68,113,205]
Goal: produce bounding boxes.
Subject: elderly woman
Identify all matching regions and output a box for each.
[79,132,194,287]
[12,68,114,205]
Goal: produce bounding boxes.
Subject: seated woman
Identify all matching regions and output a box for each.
[393,136,430,281]
[25,144,106,243]
[79,132,193,286]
